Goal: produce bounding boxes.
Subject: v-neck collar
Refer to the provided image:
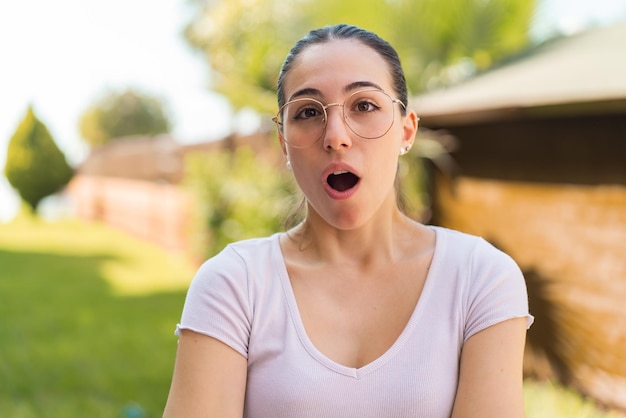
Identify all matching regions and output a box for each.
[272,226,443,379]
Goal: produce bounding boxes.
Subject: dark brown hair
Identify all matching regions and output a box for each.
[277,24,408,114]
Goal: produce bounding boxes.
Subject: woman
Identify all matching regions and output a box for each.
[164,24,533,417]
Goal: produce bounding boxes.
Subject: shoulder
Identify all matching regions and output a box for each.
[431,226,519,273]
[186,234,282,303]
[429,226,527,310]
[429,227,532,338]
[179,235,283,352]
[199,234,280,274]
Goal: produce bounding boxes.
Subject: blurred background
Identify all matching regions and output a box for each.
[2,0,626,218]
[1,0,625,416]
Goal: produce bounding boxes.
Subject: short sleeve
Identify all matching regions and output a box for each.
[464,239,534,342]
[176,245,252,358]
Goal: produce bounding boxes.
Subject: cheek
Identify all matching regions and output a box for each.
[288,156,317,190]
[374,137,402,167]
[381,155,401,188]
[372,140,403,187]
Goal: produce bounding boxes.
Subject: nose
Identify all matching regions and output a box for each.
[322,104,352,151]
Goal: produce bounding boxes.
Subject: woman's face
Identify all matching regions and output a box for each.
[279,39,418,231]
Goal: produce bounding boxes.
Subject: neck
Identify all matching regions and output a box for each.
[294,205,415,268]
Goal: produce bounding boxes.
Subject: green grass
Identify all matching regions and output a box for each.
[0,213,623,417]
[0,213,196,417]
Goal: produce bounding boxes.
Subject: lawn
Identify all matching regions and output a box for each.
[0,214,622,417]
[0,214,196,417]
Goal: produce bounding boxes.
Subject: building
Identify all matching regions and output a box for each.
[67,132,278,253]
[412,22,626,409]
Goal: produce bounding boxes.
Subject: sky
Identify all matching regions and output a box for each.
[1,0,626,221]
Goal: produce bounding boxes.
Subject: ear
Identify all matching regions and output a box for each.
[401,110,419,149]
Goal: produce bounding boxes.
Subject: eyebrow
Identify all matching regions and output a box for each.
[288,81,384,102]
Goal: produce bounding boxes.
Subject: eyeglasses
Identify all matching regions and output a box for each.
[272,89,406,148]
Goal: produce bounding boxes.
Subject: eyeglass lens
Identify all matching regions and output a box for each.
[278,90,398,148]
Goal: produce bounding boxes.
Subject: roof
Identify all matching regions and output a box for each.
[77,135,183,183]
[411,22,626,125]
[76,131,280,183]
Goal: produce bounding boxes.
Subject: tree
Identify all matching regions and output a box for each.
[79,88,171,147]
[184,0,536,114]
[4,106,74,212]
[184,0,304,113]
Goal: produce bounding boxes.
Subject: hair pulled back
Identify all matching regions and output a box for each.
[277,24,408,114]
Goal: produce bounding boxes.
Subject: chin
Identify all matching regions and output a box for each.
[323,210,368,231]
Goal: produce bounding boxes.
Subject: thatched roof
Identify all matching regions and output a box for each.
[411,22,626,126]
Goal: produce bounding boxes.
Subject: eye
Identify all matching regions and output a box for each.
[292,101,324,121]
[352,98,381,113]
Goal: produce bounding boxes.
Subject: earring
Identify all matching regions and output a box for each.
[286,160,292,170]
[400,145,411,156]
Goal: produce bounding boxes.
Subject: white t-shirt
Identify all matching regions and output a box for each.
[176,226,533,417]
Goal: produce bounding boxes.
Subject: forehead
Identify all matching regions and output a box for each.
[283,39,394,100]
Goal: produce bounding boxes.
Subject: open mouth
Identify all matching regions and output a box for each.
[327,171,360,192]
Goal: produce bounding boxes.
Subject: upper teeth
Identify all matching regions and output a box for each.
[333,170,348,175]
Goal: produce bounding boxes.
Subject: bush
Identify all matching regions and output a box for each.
[4,106,73,212]
[185,147,296,259]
